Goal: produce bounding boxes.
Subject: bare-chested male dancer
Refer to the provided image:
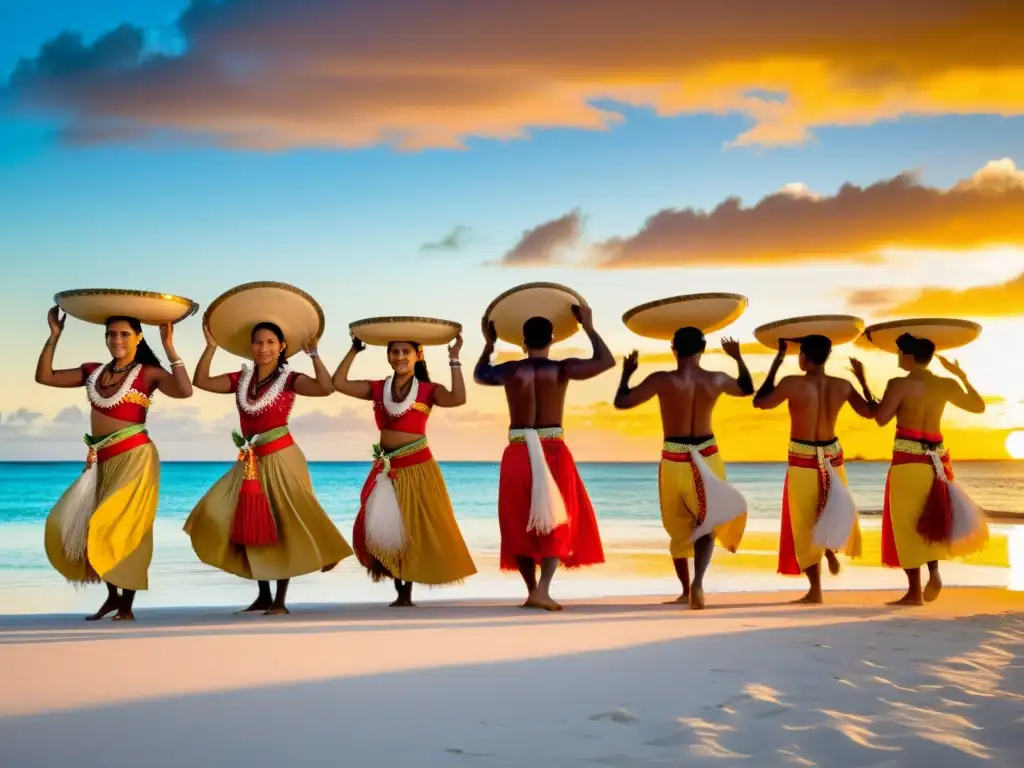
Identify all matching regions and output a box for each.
[474,305,613,610]
[753,336,876,603]
[873,333,986,605]
[613,328,753,609]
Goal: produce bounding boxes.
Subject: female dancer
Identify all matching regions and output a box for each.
[38,306,193,621]
[185,320,353,615]
[333,329,476,606]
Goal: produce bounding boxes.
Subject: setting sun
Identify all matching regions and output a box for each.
[1006,430,1024,460]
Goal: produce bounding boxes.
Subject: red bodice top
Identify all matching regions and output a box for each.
[229,367,300,437]
[81,362,156,423]
[371,377,437,434]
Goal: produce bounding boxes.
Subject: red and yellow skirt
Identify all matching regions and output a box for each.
[498,427,605,570]
[353,437,476,585]
[44,424,159,590]
[881,428,989,569]
[778,438,862,575]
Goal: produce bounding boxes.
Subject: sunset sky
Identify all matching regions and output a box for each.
[1,0,1022,462]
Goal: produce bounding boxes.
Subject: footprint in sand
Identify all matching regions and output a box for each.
[589,708,640,724]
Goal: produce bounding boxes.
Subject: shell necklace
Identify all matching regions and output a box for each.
[382,375,418,418]
[86,363,144,409]
[237,363,291,415]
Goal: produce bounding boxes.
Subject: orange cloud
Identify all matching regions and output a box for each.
[591,159,1024,267]
[6,2,1024,150]
[502,210,582,265]
[848,271,1024,317]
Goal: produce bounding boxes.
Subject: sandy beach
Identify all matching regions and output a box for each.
[1,587,1021,766]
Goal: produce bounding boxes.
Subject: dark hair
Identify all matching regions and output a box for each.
[387,341,431,383]
[895,333,935,364]
[522,317,554,350]
[252,321,288,368]
[671,326,706,358]
[799,335,832,366]
[105,315,163,369]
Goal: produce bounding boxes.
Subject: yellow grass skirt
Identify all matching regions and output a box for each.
[658,441,745,558]
[184,443,353,581]
[44,441,159,591]
[355,448,477,585]
[779,440,862,575]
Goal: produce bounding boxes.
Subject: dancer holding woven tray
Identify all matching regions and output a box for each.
[752,316,875,604]
[615,294,753,610]
[333,315,476,607]
[864,318,989,606]
[185,282,352,616]
[475,283,613,611]
[39,289,198,621]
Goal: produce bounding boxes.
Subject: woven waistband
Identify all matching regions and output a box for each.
[375,435,429,461]
[663,436,717,454]
[788,437,841,457]
[893,436,946,456]
[509,427,564,442]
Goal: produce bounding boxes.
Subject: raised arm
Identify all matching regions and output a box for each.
[473,321,507,387]
[291,337,334,397]
[938,356,986,414]
[753,342,790,410]
[717,337,754,397]
[613,351,662,409]
[434,333,467,407]
[845,358,877,419]
[332,337,373,400]
[35,307,87,388]
[192,321,234,394]
[562,305,615,381]
[149,323,193,398]
[873,379,903,426]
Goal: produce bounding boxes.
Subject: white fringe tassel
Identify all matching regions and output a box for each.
[364,467,408,555]
[948,480,989,557]
[688,450,748,542]
[812,460,858,551]
[60,465,98,562]
[523,429,568,535]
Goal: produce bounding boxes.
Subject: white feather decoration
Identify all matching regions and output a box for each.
[364,466,408,555]
[948,480,989,557]
[59,465,98,561]
[812,460,858,550]
[523,429,569,535]
[688,450,748,542]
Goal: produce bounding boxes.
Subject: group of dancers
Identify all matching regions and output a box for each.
[35,282,991,621]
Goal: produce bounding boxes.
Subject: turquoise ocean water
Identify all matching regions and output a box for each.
[1,461,1021,614]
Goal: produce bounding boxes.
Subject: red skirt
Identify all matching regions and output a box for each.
[498,439,605,570]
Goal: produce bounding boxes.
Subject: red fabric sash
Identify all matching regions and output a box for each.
[96,431,151,463]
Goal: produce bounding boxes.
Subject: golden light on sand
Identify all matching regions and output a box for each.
[1005,431,1024,460]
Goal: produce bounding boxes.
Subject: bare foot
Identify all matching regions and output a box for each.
[825,550,841,576]
[389,596,415,607]
[688,587,705,610]
[791,590,823,604]
[524,591,563,611]
[321,562,338,573]
[264,606,290,615]
[85,596,120,621]
[662,593,690,605]
[923,574,943,603]
[887,592,923,606]
[112,610,135,621]
[234,598,273,615]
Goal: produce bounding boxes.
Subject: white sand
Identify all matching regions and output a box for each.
[1,588,1021,766]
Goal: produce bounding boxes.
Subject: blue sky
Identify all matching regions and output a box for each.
[2,1,1022,460]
